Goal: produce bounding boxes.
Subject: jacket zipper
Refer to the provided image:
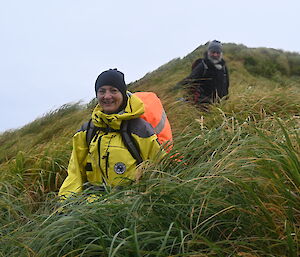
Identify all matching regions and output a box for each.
[97,134,107,184]
[103,135,115,179]
[105,152,110,178]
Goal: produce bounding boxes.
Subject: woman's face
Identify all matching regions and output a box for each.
[97,85,124,114]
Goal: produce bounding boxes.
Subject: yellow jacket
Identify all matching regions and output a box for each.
[59,93,161,198]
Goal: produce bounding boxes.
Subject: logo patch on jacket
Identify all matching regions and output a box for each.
[114,162,126,174]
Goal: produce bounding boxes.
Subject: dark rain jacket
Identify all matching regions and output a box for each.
[59,92,162,199]
[181,53,229,104]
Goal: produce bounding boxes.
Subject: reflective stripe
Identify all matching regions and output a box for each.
[154,110,166,135]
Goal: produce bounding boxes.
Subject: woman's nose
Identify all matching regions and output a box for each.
[101,91,112,98]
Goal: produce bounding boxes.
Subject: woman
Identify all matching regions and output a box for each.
[59,69,162,199]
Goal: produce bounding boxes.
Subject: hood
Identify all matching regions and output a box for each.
[91,91,144,130]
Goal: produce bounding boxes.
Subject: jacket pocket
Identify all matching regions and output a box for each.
[107,146,137,186]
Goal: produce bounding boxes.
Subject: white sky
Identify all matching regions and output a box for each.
[0,0,299,133]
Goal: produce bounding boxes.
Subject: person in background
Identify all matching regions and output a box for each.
[176,40,229,106]
[59,69,162,199]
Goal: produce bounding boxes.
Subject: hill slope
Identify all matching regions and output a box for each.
[1,43,300,161]
[0,43,300,256]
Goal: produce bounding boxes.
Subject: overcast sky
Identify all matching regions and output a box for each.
[1,0,299,133]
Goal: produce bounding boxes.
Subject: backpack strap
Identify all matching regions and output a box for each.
[120,120,143,165]
[201,59,208,76]
[80,119,95,146]
[85,119,100,147]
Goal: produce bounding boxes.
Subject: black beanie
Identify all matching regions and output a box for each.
[208,40,222,53]
[95,69,127,98]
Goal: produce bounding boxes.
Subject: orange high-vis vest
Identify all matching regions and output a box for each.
[134,92,173,149]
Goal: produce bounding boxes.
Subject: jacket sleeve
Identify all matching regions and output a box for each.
[58,131,88,199]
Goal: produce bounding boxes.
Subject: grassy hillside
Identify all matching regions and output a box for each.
[0,43,300,256]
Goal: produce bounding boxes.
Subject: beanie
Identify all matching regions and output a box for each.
[95,69,127,98]
[208,40,222,53]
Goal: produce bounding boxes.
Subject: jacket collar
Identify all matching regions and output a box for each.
[92,91,144,130]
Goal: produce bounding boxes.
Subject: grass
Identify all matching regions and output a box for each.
[1,114,299,256]
[0,43,300,256]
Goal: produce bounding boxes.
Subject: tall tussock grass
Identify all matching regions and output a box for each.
[1,110,299,256]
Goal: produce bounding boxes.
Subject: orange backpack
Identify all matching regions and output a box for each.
[134,92,173,149]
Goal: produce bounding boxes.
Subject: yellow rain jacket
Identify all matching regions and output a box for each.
[59,93,162,199]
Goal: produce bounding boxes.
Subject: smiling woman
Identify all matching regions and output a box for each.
[58,68,163,199]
